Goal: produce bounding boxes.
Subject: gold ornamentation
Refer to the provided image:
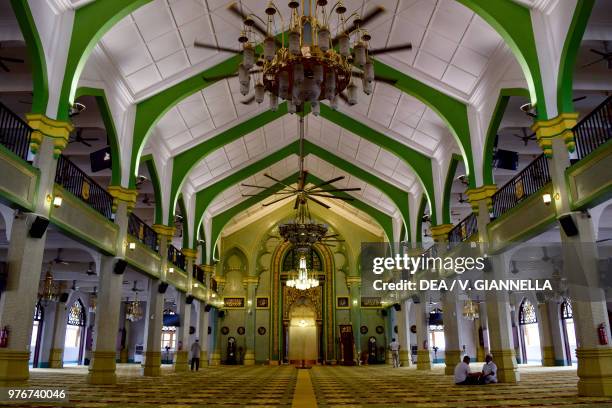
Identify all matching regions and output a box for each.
[107,186,138,213]
[430,224,454,242]
[25,113,74,158]
[465,185,497,214]
[532,112,580,157]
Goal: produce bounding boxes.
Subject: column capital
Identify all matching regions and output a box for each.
[346,276,361,287]
[465,185,497,214]
[181,248,197,261]
[26,113,74,157]
[107,186,138,213]
[430,224,454,242]
[152,224,175,239]
[242,276,259,286]
[531,112,579,157]
[201,264,215,274]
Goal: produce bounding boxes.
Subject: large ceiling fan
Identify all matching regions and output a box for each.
[241,115,360,209]
[194,1,411,113]
[583,41,612,69]
[0,44,25,73]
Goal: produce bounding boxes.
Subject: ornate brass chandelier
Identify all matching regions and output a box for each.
[195,1,412,114]
[462,299,479,321]
[125,281,143,322]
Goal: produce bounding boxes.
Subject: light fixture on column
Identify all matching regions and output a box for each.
[542,193,552,206]
[51,195,63,208]
[128,241,136,251]
[168,267,175,274]
[462,299,479,321]
[39,263,59,305]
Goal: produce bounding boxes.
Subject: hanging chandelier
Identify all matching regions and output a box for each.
[195,2,412,114]
[125,281,144,322]
[286,255,319,290]
[39,263,59,304]
[462,299,479,321]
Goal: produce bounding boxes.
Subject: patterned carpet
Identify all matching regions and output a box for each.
[5,364,612,407]
[4,364,297,408]
[310,365,612,408]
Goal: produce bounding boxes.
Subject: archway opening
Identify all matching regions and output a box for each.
[288,301,318,366]
[64,299,86,365]
[518,299,542,364]
[429,307,445,363]
[561,299,577,365]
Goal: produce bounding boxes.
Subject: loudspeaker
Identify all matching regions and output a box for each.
[158,282,169,293]
[59,292,69,303]
[381,309,388,317]
[393,303,401,311]
[0,262,7,293]
[411,294,420,304]
[559,214,579,237]
[204,304,212,312]
[218,310,225,318]
[113,259,127,274]
[28,216,49,239]
[185,295,194,304]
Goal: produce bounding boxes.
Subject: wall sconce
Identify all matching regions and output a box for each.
[543,193,552,206]
[353,299,358,305]
[168,267,174,274]
[48,195,63,208]
[193,283,199,288]
[211,293,216,298]
[128,242,136,251]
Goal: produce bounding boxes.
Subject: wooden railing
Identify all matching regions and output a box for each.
[573,95,612,160]
[490,154,550,219]
[448,213,478,243]
[168,244,186,270]
[0,102,32,161]
[127,212,158,252]
[55,155,114,220]
[193,264,205,285]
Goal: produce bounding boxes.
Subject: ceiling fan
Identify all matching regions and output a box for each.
[69,128,99,147]
[457,193,468,204]
[512,127,536,146]
[241,115,361,209]
[583,41,612,69]
[52,249,69,265]
[142,194,155,206]
[0,44,25,73]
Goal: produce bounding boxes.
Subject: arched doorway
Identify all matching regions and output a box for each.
[288,300,318,366]
[428,308,445,363]
[560,299,577,365]
[29,301,44,367]
[518,299,542,364]
[64,299,86,365]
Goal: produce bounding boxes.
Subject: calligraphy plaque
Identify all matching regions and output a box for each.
[223,297,245,308]
[360,297,382,308]
[336,296,350,309]
[256,297,269,309]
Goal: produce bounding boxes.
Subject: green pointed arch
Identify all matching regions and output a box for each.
[176,194,189,248]
[210,172,394,256]
[442,154,462,225]
[457,0,547,119]
[557,0,595,114]
[56,0,152,120]
[75,87,122,185]
[482,88,530,185]
[191,141,410,247]
[141,154,163,225]
[416,194,428,243]
[10,0,48,114]
[170,106,432,226]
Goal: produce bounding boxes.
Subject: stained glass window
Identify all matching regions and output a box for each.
[282,247,322,271]
[561,299,573,320]
[33,301,43,321]
[519,299,537,325]
[67,299,86,326]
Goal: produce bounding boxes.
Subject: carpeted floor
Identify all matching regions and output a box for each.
[310,365,612,407]
[5,364,612,407]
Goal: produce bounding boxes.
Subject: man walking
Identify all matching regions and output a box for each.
[389,338,400,368]
[190,339,202,371]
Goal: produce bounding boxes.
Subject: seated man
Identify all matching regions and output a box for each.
[480,354,498,384]
[454,356,480,385]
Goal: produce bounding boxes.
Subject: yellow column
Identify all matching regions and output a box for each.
[0,115,72,386]
[414,301,431,370]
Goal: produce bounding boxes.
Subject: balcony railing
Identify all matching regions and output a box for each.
[573,95,612,160]
[491,153,551,219]
[448,213,478,244]
[0,102,32,162]
[168,244,186,270]
[55,155,114,220]
[127,212,158,252]
[193,264,205,285]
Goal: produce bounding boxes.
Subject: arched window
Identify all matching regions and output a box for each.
[561,299,573,320]
[282,247,322,271]
[67,299,86,326]
[33,300,43,321]
[519,299,537,325]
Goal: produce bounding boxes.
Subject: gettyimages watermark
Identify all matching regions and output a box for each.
[359,241,612,302]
